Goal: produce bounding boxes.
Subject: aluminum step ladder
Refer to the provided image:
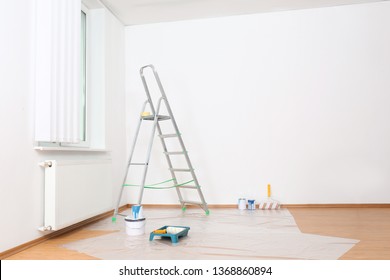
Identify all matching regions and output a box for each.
[112,65,209,221]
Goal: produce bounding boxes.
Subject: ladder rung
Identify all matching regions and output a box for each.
[130,163,148,165]
[182,200,203,205]
[178,185,199,189]
[164,151,186,155]
[142,115,171,121]
[170,168,193,172]
[158,134,179,138]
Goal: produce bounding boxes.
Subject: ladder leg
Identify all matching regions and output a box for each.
[137,98,164,204]
[113,101,148,221]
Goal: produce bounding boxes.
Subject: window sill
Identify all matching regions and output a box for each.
[34,146,109,152]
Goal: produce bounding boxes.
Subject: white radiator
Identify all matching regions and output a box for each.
[39,159,113,231]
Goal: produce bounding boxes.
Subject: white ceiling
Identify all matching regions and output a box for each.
[94,0,387,25]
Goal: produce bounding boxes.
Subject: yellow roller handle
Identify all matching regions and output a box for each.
[267,184,271,198]
[153,229,167,234]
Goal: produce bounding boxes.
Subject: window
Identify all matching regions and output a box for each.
[35,2,106,151]
[37,8,88,148]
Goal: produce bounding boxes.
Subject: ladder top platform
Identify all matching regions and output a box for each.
[142,115,171,121]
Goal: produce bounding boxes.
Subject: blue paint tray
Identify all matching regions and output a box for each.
[149,225,190,243]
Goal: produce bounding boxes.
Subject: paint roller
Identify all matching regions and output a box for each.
[166,227,185,234]
[152,227,186,235]
[258,184,280,210]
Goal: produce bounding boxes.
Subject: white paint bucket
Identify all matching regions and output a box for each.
[125,217,146,236]
[238,198,246,210]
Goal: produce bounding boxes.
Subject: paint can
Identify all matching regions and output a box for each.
[125,217,146,236]
[238,198,246,210]
[248,199,255,210]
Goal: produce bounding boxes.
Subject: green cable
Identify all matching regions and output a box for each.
[123,178,174,187]
[145,179,195,189]
[123,179,195,189]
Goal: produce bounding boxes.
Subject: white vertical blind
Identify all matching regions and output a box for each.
[34,0,81,143]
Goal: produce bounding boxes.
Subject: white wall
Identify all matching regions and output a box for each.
[125,2,390,205]
[0,1,126,252]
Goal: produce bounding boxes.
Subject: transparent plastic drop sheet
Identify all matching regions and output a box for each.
[63,208,358,260]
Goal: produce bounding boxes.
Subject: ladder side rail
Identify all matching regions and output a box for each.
[140,65,185,206]
[137,97,164,204]
[140,65,157,115]
[143,66,197,173]
[113,100,149,218]
[160,94,209,210]
[155,77,204,194]
[154,78,208,209]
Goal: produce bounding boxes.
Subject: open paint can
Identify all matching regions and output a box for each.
[247,199,255,210]
[125,217,146,236]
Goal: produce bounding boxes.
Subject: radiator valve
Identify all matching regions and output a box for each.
[39,161,52,168]
[38,226,53,232]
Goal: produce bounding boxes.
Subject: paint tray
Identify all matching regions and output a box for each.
[149,225,190,244]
